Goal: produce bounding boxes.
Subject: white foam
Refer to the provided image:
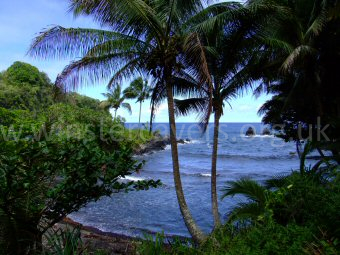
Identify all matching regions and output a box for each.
[190,139,204,144]
[199,173,211,177]
[119,175,145,182]
[240,134,275,138]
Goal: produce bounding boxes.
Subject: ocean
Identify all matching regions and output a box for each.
[70,123,303,238]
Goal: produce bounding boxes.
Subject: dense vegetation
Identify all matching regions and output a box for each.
[0,62,159,254]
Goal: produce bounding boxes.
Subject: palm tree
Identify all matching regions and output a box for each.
[174,2,260,228]
[29,0,212,243]
[100,85,132,119]
[123,77,152,127]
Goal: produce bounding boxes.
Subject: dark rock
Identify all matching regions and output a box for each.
[262,127,271,135]
[134,136,170,155]
[134,136,191,155]
[245,127,255,136]
[177,139,185,144]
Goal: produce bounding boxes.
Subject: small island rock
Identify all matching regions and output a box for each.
[245,127,255,136]
[262,127,271,135]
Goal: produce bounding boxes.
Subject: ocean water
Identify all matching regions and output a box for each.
[70,123,302,238]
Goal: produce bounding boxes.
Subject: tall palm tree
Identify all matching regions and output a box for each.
[123,77,152,127]
[29,0,212,242]
[100,84,132,118]
[174,2,260,228]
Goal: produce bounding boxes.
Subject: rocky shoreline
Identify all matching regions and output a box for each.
[53,218,141,255]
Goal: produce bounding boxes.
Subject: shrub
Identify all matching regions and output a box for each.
[0,137,153,254]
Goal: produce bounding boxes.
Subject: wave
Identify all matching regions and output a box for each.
[143,169,219,178]
[180,151,296,160]
[198,173,211,177]
[119,175,146,182]
[239,134,275,138]
[187,139,205,144]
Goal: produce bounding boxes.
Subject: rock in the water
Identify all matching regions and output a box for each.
[133,136,191,155]
[134,137,169,155]
[245,127,255,136]
[262,127,271,135]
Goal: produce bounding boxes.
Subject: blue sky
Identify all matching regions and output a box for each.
[0,0,271,123]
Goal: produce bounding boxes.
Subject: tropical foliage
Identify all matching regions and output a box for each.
[0,62,160,254]
[250,0,340,159]
[22,0,340,252]
[0,61,54,115]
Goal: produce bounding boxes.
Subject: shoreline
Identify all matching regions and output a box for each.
[55,217,178,254]
[54,217,142,254]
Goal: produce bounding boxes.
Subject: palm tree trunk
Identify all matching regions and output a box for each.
[114,109,117,119]
[211,110,221,228]
[139,101,142,136]
[165,82,206,244]
[149,102,155,134]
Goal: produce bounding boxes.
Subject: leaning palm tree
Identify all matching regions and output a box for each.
[123,77,152,127]
[100,85,132,118]
[29,0,212,243]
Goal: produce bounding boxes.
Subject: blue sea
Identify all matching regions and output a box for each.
[70,123,303,238]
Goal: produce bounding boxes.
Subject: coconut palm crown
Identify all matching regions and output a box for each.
[123,77,152,126]
[100,84,132,118]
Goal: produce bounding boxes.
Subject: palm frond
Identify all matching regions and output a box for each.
[227,202,265,223]
[28,26,118,59]
[85,36,151,58]
[305,8,328,39]
[107,58,144,88]
[55,52,140,90]
[221,178,267,205]
[183,32,212,88]
[187,2,244,34]
[260,37,294,54]
[265,174,289,189]
[281,45,317,73]
[70,0,163,39]
[121,102,132,114]
[174,98,208,117]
